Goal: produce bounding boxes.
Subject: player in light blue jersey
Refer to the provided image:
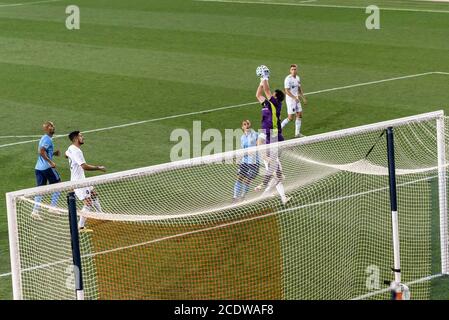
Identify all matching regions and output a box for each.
[233,120,259,202]
[32,121,61,220]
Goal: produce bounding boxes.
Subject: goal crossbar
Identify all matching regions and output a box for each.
[6,110,444,199]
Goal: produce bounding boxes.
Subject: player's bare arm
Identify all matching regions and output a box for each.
[299,86,307,105]
[39,147,56,168]
[285,87,299,102]
[256,81,267,103]
[261,79,272,99]
[81,163,106,172]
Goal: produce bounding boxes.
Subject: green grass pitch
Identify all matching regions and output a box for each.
[1,0,449,299]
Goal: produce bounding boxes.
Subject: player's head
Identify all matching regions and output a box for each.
[241,119,251,132]
[68,131,84,145]
[43,121,55,135]
[290,64,298,77]
[274,89,285,103]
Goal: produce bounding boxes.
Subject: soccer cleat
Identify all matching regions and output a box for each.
[295,133,307,138]
[254,184,263,192]
[79,227,93,233]
[31,211,44,221]
[282,196,292,206]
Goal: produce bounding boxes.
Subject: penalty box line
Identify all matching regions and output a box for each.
[0,71,446,149]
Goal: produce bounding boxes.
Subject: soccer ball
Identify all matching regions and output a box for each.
[256,65,270,78]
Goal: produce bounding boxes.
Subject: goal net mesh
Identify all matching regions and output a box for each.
[9,114,448,300]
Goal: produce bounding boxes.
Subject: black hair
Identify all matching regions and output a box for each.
[68,131,80,142]
[274,89,285,103]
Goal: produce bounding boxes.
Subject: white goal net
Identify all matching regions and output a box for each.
[6,110,449,300]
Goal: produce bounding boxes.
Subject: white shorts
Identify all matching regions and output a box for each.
[286,97,302,115]
[74,186,94,201]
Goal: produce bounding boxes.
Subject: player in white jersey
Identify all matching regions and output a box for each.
[65,131,106,232]
[281,64,307,137]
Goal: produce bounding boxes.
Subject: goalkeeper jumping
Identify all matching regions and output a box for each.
[254,65,290,205]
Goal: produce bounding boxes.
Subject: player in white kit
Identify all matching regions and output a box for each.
[65,131,106,232]
[281,64,307,137]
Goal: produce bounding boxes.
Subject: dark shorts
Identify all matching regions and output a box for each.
[35,168,61,186]
[238,163,259,180]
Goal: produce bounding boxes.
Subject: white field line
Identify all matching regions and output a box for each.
[0,138,42,148]
[0,174,438,279]
[1,71,444,149]
[194,0,449,14]
[0,135,42,139]
[0,0,61,8]
[305,71,438,96]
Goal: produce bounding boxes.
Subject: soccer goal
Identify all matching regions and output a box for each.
[6,110,449,300]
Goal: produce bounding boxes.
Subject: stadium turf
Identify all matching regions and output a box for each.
[1,0,449,299]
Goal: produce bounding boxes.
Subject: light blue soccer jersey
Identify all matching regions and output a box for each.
[241,129,259,164]
[35,134,54,170]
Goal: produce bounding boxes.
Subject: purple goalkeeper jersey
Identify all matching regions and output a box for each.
[261,96,284,144]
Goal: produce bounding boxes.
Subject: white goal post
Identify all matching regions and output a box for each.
[6,110,449,300]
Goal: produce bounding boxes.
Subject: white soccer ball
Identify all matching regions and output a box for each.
[256,65,270,78]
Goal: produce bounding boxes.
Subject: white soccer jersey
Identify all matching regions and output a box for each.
[284,74,301,97]
[66,145,92,200]
[66,145,86,181]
